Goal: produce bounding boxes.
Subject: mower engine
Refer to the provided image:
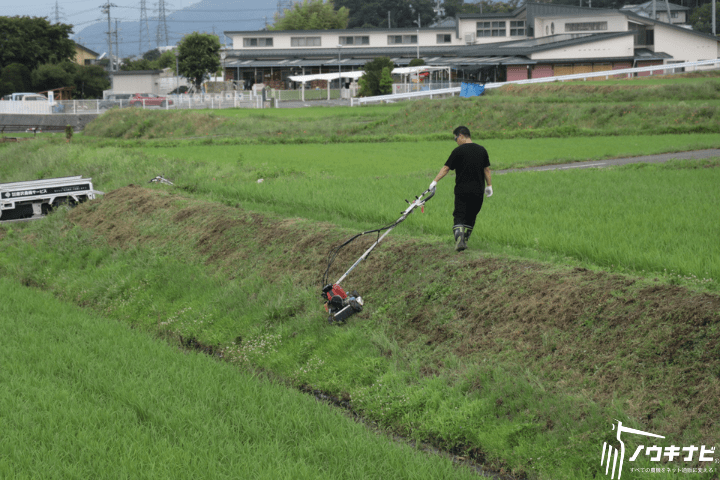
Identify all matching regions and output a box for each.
[321,284,364,324]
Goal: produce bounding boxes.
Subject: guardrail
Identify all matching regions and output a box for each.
[351,58,720,106]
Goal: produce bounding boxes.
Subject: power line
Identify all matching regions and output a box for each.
[139,0,150,55]
[52,0,65,23]
[156,0,169,47]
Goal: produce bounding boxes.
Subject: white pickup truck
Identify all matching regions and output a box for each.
[0,176,101,221]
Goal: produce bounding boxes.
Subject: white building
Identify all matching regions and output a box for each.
[223,2,719,88]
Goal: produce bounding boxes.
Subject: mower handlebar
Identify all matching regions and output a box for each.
[421,187,435,203]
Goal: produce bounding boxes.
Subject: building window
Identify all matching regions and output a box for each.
[388,34,417,45]
[565,21,608,32]
[510,21,525,36]
[436,33,452,43]
[243,38,273,47]
[291,36,321,47]
[477,21,506,37]
[339,35,369,45]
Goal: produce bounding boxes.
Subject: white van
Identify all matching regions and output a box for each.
[0,92,65,113]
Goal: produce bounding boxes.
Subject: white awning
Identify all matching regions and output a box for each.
[287,71,365,82]
[391,66,451,75]
[287,66,450,83]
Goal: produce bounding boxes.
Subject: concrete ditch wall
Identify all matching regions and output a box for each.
[0,114,100,133]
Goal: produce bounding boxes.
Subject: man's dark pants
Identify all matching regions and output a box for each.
[453,193,484,237]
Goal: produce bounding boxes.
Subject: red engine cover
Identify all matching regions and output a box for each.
[326,284,347,301]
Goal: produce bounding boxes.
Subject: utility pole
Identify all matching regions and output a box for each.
[713,0,716,35]
[101,2,117,71]
[115,20,120,70]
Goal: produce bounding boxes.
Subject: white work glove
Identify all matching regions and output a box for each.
[485,185,493,197]
[429,180,437,191]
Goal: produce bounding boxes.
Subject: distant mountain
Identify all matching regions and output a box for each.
[72,0,278,59]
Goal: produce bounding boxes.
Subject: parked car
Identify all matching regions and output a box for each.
[98,93,132,111]
[128,93,173,107]
[3,92,38,101]
[2,92,65,112]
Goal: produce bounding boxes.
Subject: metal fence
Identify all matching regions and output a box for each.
[392,82,462,95]
[0,93,262,115]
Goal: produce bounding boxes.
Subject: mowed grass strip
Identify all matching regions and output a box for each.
[0,276,478,480]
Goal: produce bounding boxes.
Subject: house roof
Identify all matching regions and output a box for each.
[73,42,100,57]
[621,1,690,12]
[622,10,720,41]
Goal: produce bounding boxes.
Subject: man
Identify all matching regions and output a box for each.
[429,126,493,252]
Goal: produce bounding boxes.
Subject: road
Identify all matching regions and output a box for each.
[495,149,720,174]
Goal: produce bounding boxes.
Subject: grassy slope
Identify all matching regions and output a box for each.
[0,276,479,480]
[0,186,718,479]
[81,73,720,142]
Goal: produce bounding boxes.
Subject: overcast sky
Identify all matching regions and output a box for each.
[1,0,195,38]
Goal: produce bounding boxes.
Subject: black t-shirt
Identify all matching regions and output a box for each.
[444,143,491,195]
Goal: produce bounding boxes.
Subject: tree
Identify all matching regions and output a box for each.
[271,0,349,30]
[358,57,395,96]
[689,3,720,34]
[441,0,523,17]
[177,33,221,92]
[335,0,436,28]
[73,65,110,99]
[379,67,393,94]
[0,17,75,72]
[120,58,154,71]
[31,62,76,94]
[157,50,177,69]
[0,63,32,93]
[121,50,176,72]
[143,49,162,62]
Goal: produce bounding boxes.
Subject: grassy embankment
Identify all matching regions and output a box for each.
[1,74,719,479]
[0,275,479,479]
[81,72,720,143]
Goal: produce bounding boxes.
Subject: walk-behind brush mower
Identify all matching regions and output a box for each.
[321,187,435,324]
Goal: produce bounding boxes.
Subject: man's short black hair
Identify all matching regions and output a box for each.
[453,126,471,138]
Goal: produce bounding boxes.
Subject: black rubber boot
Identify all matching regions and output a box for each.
[453,225,467,252]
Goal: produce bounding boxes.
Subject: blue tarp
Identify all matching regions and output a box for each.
[460,82,485,98]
